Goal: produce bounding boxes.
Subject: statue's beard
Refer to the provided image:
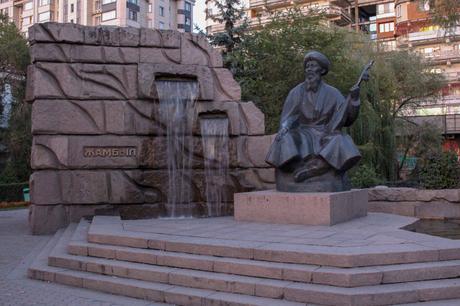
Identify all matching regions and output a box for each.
[305,72,321,92]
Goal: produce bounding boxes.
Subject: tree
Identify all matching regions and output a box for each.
[0,13,31,183]
[395,120,443,179]
[231,10,446,181]
[206,0,248,68]
[426,0,460,31]
[0,14,29,96]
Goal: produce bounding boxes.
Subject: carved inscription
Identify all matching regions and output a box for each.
[83,146,137,158]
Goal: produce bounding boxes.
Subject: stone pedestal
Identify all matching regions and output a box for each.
[234,189,368,226]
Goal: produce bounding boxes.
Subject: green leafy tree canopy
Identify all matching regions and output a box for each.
[0,13,31,183]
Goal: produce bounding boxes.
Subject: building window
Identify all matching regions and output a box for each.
[379,40,396,51]
[379,22,394,33]
[148,4,152,12]
[24,1,33,11]
[94,0,100,10]
[101,0,116,4]
[40,0,50,6]
[370,23,376,33]
[377,3,394,15]
[159,6,164,16]
[128,10,137,21]
[38,11,50,21]
[70,3,74,12]
[396,5,401,17]
[70,18,74,23]
[185,1,191,12]
[22,16,32,25]
[421,47,440,54]
[101,9,116,20]
[185,16,191,26]
[419,0,430,11]
[127,0,138,5]
[159,21,164,29]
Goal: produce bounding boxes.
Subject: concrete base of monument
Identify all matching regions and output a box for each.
[234,189,368,226]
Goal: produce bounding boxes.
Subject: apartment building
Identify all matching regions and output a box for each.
[0,0,195,35]
[206,0,460,142]
[205,0,352,34]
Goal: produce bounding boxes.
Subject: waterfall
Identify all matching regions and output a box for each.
[200,117,230,217]
[156,80,198,217]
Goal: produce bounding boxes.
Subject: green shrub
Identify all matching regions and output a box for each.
[0,182,28,201]
[417,151,460,189]
[349,164,383,188]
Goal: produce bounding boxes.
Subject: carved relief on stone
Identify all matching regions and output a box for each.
[32,100,264,137]
[31,135,275,170]
[30,169,264,206]
[30,44,140,64]
[27,63,138,101]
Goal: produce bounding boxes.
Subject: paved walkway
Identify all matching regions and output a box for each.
[0,208,165,306]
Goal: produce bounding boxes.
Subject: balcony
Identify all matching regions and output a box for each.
[250,0,290,9]
[376,12,395,19]
[446,113,460,134]
[405,109,460,135]
[407,27,460,46]
[249,0,350,9]
[424,49,460,64]
[444,72,460,83]
[13,0,26,6]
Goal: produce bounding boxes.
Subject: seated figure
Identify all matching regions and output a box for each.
[266,51,371,192]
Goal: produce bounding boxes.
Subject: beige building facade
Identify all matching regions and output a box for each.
[0,0,194,35]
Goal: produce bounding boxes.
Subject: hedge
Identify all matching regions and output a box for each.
[0,182,28,202]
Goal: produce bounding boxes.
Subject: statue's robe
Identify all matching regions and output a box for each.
[266,80,361,172]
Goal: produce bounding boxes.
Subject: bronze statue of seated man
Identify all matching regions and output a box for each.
[266,51,372,192]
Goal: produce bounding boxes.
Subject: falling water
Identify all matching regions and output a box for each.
[156,80,199,217]
[200,117,230,217]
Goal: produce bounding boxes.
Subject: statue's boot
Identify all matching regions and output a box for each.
[293,157,329,182]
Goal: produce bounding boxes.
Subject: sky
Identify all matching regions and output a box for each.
[194,1,207,32]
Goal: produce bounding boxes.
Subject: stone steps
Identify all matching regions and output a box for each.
[87,216,460,268]
[28,216,460,305]
[28,226,304,306]
[30,221,460,306]
[69,220,460,288]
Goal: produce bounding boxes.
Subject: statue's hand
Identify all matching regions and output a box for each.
[361,70,370,82]
[350,85,360,100]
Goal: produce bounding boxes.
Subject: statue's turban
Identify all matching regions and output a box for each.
[304,51,330,75]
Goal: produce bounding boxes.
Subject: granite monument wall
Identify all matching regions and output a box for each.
[27,23,274,234]
[368,187,460,219]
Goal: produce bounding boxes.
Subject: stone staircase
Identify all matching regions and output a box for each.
[28,215,460,305]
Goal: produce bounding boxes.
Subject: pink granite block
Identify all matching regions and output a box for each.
[213,259,283,279]
[164,286,210,306]
[234,189,367,226]
[157,253,213,271]
[115,248,158,265]
[88,246,116,259]
[55,271,84,287]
